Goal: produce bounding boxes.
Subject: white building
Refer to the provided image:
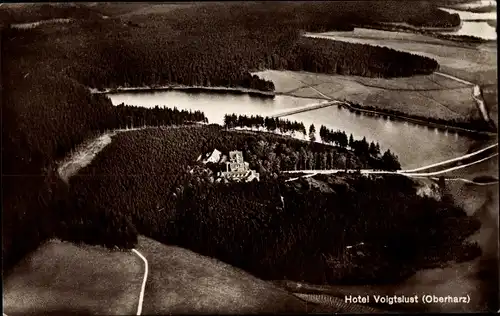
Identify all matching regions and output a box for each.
[218,151,260,182]
[203,149,222,164]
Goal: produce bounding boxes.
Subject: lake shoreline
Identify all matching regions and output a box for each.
[100,85,496,137]
[91,85,276,99]
[339,102,496,137]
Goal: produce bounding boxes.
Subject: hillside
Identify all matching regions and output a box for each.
[55,126,481,288]
[3,236,328,315]
[60,125,378,248]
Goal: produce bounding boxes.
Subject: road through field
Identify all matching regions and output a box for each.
[434,72,493,124]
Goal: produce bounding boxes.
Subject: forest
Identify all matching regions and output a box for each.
[223,114,401,171]
[56,125,481,284]
[113,103,208,128]
[3,2,444,95]
[54,126,373,250]
[169,174,481,284]
[1,1,463,274]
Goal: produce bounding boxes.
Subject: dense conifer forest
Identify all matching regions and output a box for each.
[58,126,480,284]
[172,175,481,284]
[1,2,467,274]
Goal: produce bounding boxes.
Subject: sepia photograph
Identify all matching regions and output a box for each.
[1,1,498,315]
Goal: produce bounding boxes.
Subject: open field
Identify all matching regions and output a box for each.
[256,27,498,127]
[2,240,144,315]
[137,237,320,314]
[255,70,483,122]
[305,29,497,86]
[3,236,329,315]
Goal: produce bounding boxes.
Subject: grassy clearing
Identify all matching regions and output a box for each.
[137,236,318,314]
[256,70,482,121]
[3,236,324,315]
[3,240,143,315]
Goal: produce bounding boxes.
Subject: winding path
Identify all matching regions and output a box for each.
[55,127,151,314]
[131,249,148,316]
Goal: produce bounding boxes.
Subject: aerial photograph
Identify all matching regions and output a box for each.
[1,1,498,314]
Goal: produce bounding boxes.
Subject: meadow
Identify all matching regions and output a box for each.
[2,240,144,315]
[3,236,322,315]
[304,28,497,85]
[256,70,483,122]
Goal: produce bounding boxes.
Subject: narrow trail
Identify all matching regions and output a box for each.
[10,18,73,29]
[434,71,474,86]
[131,249,148,316]
[57,127,147,182]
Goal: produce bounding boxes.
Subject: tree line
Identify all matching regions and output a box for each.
[319,125,401,171]
[222,114,401,171]
[223,114,306,136]
[113,103,208,128]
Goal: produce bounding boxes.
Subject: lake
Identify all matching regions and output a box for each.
[107,90,476,170]
[439,7,497,40]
